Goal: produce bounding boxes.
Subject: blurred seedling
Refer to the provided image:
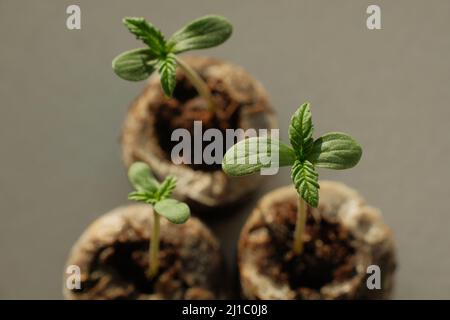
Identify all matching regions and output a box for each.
[127,162,190,277]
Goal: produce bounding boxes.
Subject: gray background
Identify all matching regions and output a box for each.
[1,0,449,299]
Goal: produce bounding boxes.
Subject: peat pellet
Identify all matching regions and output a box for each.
[238,181,396,300]
[122,55,277,212]
[63,204,225,300]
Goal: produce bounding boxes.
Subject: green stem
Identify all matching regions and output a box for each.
[293,196,307,255]
[175,56,216,113]
[148,211,160,278]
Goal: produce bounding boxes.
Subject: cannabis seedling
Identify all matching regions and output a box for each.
[222,103,362,254]
[127,162,190,278]
[112,15,233,112]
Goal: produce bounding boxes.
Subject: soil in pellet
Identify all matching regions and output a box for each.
[257,201,357,298]
[71,233,221,299]
[153,69,242,172]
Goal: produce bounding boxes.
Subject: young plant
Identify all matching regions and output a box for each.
[222,103,362,255]
[127,162,190,278]
[112,15,233,112]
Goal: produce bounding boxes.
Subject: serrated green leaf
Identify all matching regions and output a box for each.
[155,176,177,201]
[128,163,180,208]
[112,48,157,81]
[307,132,362,169]
[167,15,232,54]
[291,160,319,207]
[128,191,157,205]
[222,137,296,176]
[123,17,166,56]
[154,199,190,224]
[158,54,177,97]
[128,162,159,193]
[289,103,314,159]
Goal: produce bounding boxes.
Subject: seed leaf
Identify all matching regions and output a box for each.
[128,162,159,193]
[168,15,232,54]
[112,48,157,81]
[289,103,314,159]
[123,17,166,56]
[158,54,177,97]
[291,160,319,207]
[154,199,190,224]
[307,132,362,169]
[222,137,296,176]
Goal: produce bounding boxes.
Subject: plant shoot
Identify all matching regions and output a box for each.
[222,103,362,254]
[127,162,190,277]
[112,15,233,112]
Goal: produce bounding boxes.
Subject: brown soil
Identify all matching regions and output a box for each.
[75,240,183,299]
[153,66,246,171]
[122,56,277,210]
[238,183,397,299]
[252,201,357,299]
[64,205,224,300]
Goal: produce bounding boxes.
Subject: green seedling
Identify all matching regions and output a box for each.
[222,103,362,254]
[127,162,190,278]
[112,15,233,112]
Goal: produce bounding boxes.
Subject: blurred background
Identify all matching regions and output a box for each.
[1,0,450,299]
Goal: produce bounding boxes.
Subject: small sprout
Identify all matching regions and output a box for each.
[112,15,233,112]
[127,162,190,278]
[222,103,362,255]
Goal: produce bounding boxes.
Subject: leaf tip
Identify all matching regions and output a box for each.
[300,101,311,114]
[122,16,140,25]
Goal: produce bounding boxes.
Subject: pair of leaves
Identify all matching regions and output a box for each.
[128,162,190,224]
[112,15,232,96]
[222,103,362,207]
